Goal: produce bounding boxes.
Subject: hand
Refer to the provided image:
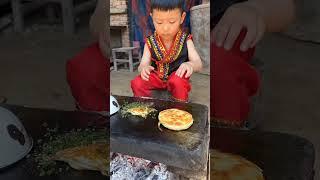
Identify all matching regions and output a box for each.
[139,65,154,81]
[175,62,193,78]
[212,2,266,51]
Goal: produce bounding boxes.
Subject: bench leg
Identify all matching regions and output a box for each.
[114,59,118,71]
[128,51,133,72]
[61,0,75,34]
[11,0,24,32]
[112,51,118,71]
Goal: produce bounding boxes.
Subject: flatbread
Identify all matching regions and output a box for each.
[126,107,155,118]
[121,102,156,118]
[158,108,193,131]
[211,150,264,180]
[53,143,108,176]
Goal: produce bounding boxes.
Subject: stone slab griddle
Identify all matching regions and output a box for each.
[211,127,315,180]
[0,104,107,179]
[110,95,210,171]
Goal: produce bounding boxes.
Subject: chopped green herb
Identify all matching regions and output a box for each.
[33,128,108,176]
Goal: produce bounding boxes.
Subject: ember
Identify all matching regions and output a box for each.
[110,153,179,180]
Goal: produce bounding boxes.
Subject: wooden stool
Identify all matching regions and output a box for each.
[10,0,96,33]
[11,0,46,32]
[112,47,141,72]
[45,0,96,34]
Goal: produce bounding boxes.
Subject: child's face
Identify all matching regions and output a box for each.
[151,8,186,42]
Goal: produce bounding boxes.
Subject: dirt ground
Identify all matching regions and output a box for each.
[0,13,94,110]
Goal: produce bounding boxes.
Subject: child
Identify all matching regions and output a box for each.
[66,0,109,114]
[211,0,295,125]
[131,0,203,102]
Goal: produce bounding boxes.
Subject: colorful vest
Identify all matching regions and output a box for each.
[146,29,192,80]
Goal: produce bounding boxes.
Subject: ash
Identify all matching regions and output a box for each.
[110,152,179,180]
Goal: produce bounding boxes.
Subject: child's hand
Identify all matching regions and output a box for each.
[213,2,266,51]
[176,62,193,78]
[139,65,154,81]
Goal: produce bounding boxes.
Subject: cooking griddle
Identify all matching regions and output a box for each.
[211,127,315,180]
[0,104,107,179]
[110,95,210,172]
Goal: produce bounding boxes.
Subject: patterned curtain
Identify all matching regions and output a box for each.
[130,0,202,49]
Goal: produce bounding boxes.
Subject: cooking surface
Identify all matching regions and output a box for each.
[110,95,210,171]
[2,103,313,179]
[0,103,107,179]
[211,127,315,180]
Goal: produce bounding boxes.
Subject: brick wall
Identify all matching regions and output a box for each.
[122,28,130,47]
[110,0,127,12]
[110,14,128,27]
[110,0,130,47]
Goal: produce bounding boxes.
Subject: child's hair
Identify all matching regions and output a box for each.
[150,0,184,12]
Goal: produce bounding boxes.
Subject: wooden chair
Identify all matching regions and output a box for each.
[112,46,141,72]
[10,0,96,33]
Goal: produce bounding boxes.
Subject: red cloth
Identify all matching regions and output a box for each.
[211,30,260,123]
[131,72,191,101]
[66,43,109,112]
